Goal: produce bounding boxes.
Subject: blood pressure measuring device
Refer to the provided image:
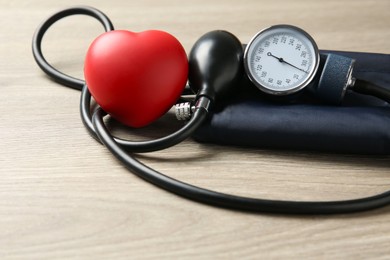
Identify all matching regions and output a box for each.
[32,6,390,215]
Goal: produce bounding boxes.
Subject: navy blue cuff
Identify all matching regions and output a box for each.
[193,50,390,154]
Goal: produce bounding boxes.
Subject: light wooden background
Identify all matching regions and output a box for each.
[1,0,389,259]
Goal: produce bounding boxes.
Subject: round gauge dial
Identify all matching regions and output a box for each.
[244,25,320,96]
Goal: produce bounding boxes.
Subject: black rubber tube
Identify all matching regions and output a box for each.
[32,6,114,90]
[92,107,390,214]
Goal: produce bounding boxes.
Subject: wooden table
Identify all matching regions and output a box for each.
[1,0,389,258]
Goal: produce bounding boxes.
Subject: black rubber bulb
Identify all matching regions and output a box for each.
[188,30,244,102]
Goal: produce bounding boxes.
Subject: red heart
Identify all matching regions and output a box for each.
[84,30,188,128]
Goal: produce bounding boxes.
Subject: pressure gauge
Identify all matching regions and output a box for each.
[244,25,320,96]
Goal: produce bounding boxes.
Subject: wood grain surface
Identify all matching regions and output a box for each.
[1,0,389,259]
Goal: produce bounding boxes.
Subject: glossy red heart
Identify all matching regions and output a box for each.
[84,30,188,127]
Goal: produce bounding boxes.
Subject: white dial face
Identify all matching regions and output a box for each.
[244,25,319,95]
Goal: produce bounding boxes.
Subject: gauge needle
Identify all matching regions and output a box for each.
[267,52,308,74]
